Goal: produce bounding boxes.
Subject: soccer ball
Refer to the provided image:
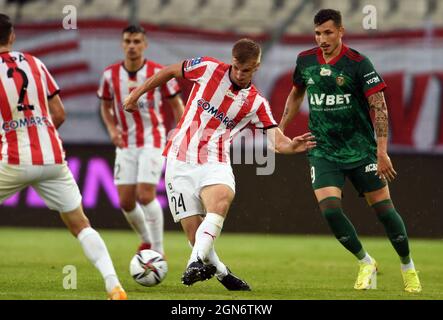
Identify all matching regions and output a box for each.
[129,249,168,287]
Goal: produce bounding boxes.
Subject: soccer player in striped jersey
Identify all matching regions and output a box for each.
[98,25,184,256]
[279,9,421,292]
[0,14,126,300]
[124,39,316,290]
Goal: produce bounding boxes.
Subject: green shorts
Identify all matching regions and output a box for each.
[308,155,386,196]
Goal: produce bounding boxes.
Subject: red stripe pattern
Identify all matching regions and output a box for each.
[0,51,64,165]
[26,54,63,164]
[176,62,226,162]
[299,47,317,57]
[164,57,277,164]
[98,60,180,149]
[110,64,128,148]
[5,53,43,164]
[365,82,387,98]
[163,82,201,157]
[0,75,20,164]
[317,45,349,65]
[129,72,145,147]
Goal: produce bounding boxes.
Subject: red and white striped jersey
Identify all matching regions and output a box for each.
[97,60,180,149]
[163,56,277,164]
[0,51,64,165]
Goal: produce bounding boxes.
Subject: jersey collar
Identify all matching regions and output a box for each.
[228,65,251,91]
[121,59,147,78]
[317,44,349,65]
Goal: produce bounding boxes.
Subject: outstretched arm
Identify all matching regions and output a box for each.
[267,127,316,154]
[278,85,306,132]
[123,62,183,113]
[368,91,397,182]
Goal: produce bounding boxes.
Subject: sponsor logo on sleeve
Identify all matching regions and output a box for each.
[366,76,380,85]
[184,57,203,70]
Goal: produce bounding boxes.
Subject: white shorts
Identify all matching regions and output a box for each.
[114,147,165,185]
[165,158,236,223]
[0,162,82,213]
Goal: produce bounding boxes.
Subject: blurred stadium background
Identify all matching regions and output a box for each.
[1,0,442,238]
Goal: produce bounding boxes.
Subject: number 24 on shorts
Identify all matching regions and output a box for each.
[171,193,186,215]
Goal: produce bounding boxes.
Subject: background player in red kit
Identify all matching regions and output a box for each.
[0,14,126,300]
[98,25,184,255]
[124,38,316,290]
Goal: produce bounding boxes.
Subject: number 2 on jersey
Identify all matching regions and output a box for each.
[7,67,34,111]
[171,193,186,215]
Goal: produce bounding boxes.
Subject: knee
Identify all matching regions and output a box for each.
[318,197,343,220]
[207,198,230,215]
[118,192,136,211]
[137,193,155,206]
[137,189,156,206]
[208,192,234,215]
[371,199,395,215]
[120,200,136,212]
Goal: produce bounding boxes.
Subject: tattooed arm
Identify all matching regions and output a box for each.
[278,85,306,132]
[368,91,397,182]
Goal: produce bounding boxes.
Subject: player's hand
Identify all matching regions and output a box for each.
[291,132,316,153]
[110,129,124,148]
[123,93,138,113]
[376,152,397,182]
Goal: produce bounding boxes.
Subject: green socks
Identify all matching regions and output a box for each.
[319,197,412,264]
[372,199,411,264]
[319,197,365,258]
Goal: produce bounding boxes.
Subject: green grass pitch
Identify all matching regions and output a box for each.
[0,227,441,300]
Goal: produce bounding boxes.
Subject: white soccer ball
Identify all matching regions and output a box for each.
[129,249,168,287]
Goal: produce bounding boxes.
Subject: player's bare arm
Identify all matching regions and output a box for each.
[47,94,65,129]
[167,94,185,124]
[268,127,316,154]
[278,85,306,132]
[124,62,183,112]
[100,99,124,148]
[368,91,397,182]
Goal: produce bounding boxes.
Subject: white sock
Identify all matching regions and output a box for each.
[359,253,374,265]
[190,213,224,264]
[401,259,415,271]
[140,199,164,254]
[77,227,121,293]
[123,203,151,244]
[187,241,228,279]
[208,248,229,279]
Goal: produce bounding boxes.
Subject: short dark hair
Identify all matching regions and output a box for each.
[314,9,342,27]
[232,38,261,64]
[0,14,13,46]
[122,25,146,35]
